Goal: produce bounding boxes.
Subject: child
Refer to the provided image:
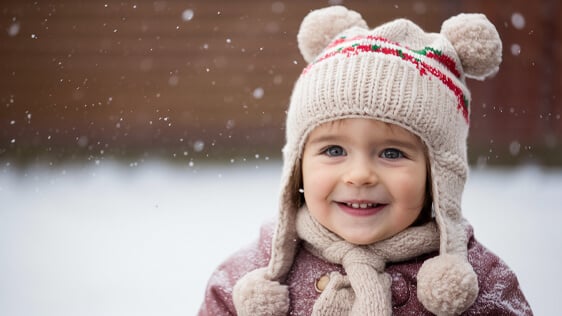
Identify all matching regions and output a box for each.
[199,6,532,315]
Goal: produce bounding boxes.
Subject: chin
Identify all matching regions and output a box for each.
[342,234,379,245]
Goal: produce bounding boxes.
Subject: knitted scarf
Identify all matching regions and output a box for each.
[295,207,440,315]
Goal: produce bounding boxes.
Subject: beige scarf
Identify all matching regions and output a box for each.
[295,207,440,315]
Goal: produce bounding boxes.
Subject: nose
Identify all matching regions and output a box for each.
[343,157,378,187]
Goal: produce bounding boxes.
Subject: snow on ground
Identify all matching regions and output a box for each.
[0,161,560,315]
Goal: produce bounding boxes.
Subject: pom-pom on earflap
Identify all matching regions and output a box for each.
[417,254,479,315]
[441,13,502,80]
[233,267,290,316]
[297,6,368,63]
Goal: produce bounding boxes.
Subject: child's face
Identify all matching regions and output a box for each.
[301,118,427,245]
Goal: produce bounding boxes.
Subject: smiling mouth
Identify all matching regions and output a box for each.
[345,202,379,209]
[337,201,386,217]
[338,201,388,209]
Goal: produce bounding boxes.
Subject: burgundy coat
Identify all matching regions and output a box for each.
[199,222,532,315]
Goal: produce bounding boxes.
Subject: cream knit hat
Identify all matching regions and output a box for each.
[234,6,502,315]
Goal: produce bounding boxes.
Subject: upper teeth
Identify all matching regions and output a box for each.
[347,203,375,209]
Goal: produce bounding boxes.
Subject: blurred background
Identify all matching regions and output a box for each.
[1,0,560,167]
[1,1,561,315]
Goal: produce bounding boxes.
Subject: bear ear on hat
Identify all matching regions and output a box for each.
[441,13,503,80]
[297,6,368,63]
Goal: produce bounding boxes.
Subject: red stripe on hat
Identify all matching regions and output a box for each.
[324,35,461,78]
[303,40,469,123]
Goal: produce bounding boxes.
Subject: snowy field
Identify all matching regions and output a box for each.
[0,160,560,315]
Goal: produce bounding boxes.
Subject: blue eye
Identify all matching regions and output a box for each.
[381,148,404,159]
[324,145,346,157]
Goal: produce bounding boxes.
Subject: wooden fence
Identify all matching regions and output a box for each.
[1,0,560,166]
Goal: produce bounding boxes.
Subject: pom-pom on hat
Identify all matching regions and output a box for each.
[234,6,502,315]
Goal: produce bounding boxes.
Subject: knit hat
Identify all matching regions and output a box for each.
[234,6,502,315]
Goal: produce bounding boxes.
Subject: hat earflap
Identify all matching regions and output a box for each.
[441,13,502,80]
[416,157,478,314]
[297,5,368,63]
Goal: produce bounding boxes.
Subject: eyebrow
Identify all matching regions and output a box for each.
[306,134,345,146]
[380,139,423,152]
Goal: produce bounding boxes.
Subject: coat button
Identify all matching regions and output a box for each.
[315,274,330,293]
